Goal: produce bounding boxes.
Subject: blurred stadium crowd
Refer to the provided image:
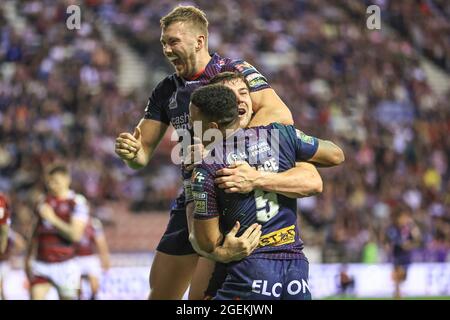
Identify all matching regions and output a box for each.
[0,0,449,263]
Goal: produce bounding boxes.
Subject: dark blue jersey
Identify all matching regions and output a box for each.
[191,123,319,259]
[143,53,271,209]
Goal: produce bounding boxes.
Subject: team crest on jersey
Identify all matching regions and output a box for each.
[168,92,178,110]
[193,191,207,214]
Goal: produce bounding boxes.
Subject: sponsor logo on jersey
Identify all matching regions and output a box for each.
[248,77,268,89]
[193,192,207,214]
[296,130,315,145]
[259,225,296,247]
[252,278,310,297]
[226,152,246,165]
[192,171,206,183]
[245,72,262,82]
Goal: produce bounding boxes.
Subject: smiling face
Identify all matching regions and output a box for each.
[160,22,202,79]
[221,78,253,128]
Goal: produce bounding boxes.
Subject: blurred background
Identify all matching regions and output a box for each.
[0,0,449,299]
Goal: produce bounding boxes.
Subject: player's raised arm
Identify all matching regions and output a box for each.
[249,88,294,126]
[115,118,169,170]
[307,138,345,167]
[226,61,293,126]
[116,77,171,170]
[215,125,344,198]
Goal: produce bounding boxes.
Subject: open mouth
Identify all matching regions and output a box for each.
[238,107,247,117]
[167,56,182,66]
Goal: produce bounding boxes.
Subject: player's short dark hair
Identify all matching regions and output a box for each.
[46,163,69,176]
[190,84,238,127]
[209,72,250,90]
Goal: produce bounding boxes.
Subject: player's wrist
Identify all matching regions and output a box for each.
[253,170,270,190]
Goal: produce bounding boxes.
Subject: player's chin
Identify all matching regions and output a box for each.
[239,115,251,128]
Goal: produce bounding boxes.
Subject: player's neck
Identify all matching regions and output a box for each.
[189,50,211,79]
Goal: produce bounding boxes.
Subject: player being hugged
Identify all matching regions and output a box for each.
[187,84,344,300]
[26,164,89,300]
[115,5,343,300]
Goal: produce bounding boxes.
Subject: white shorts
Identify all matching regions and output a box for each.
[31,259,81,299]
[76,255,102,279]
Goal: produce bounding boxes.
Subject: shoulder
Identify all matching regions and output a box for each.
[151,74,178,98]
[72,192,88,206]
[250,122,295,136]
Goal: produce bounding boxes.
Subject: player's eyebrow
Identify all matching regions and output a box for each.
[161,37,180,44]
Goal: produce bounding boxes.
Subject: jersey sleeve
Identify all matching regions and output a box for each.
[143,79,171,125]
[191,166,219,220]
[223,59,271,92]
[73,194,90,224]
[273,123,319,161]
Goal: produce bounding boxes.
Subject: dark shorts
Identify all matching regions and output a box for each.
[204,262,228,299]
[156,207,196,256]
[213,258,312,300]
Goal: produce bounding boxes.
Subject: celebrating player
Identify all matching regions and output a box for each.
[115,5,342,300]
[187,84,342,299]
[186,71,344,299]
[26,164,89,300]
[75,217,110,300]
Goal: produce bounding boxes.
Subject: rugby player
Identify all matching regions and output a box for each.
[75,217,110,300]
[187,71,344,299]
[187,84,341,299]
[26,164,89,300]
[115,5,341,300]
[386,209,422,299]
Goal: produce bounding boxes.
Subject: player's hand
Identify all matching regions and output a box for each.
[221,221,261,262]
[115,127,142,161]
[183,137,205,171]
[38,203,57,223]
[215,161,261,193]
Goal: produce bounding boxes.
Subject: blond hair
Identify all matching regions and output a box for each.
[160,5,209,39]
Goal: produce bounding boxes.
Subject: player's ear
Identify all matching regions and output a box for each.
[196,35,205,51]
